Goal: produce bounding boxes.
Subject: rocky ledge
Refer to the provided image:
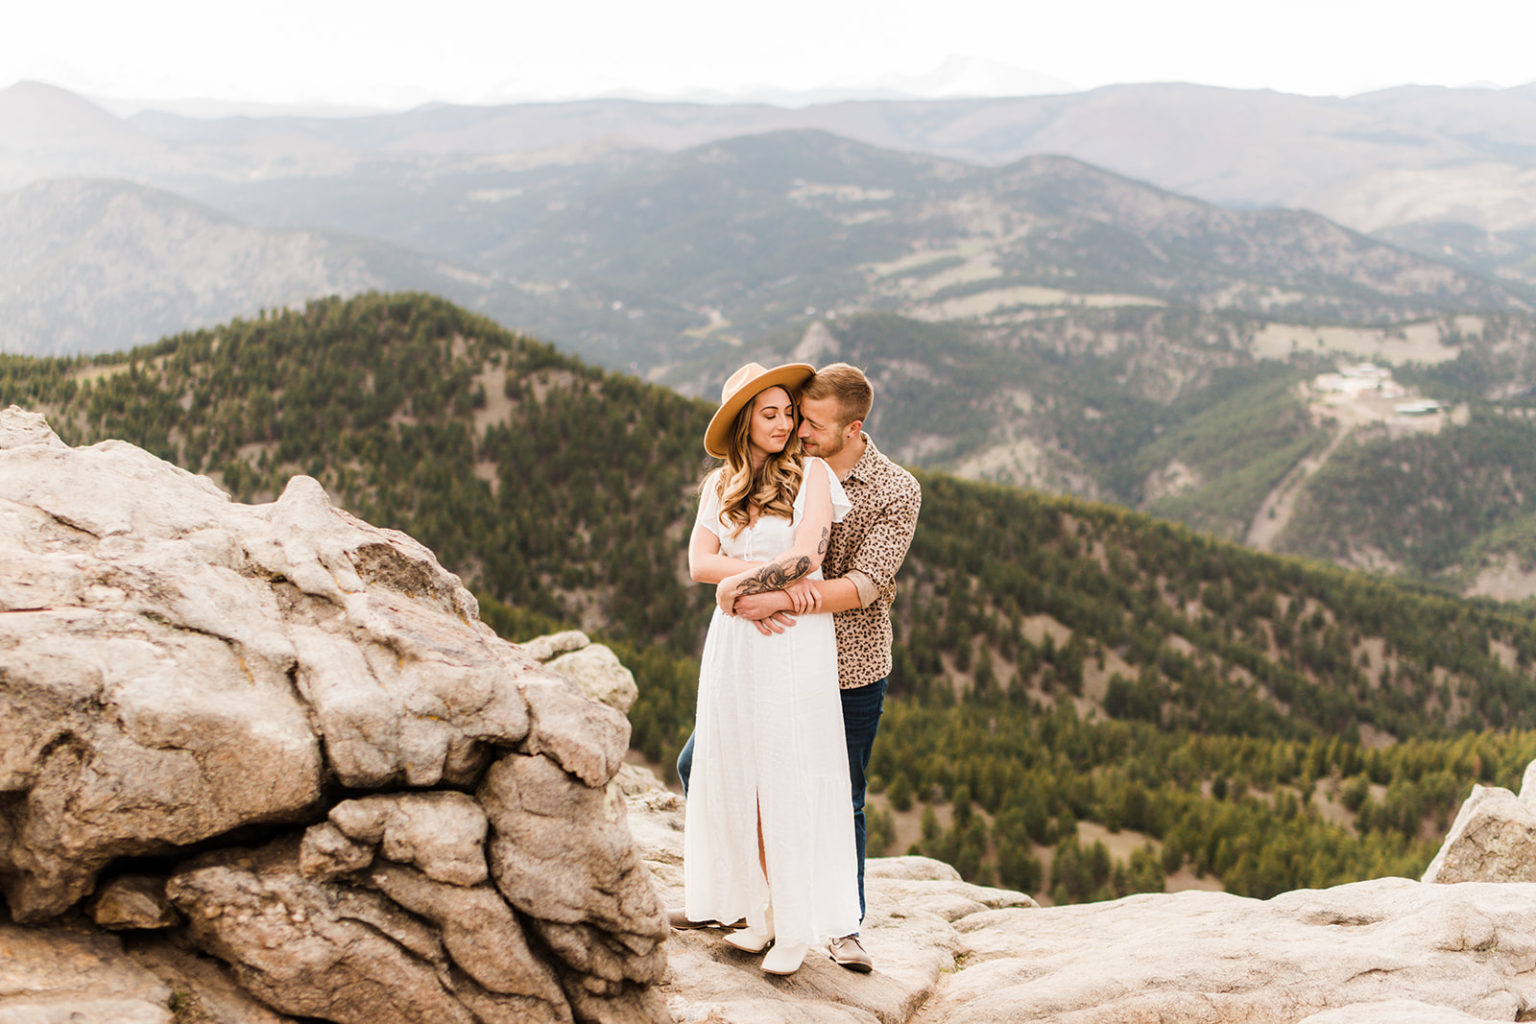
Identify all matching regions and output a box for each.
[636,764,1536,1024]
[5,405,1536,1024]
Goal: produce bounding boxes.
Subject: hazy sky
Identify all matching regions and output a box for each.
[8,0,1535,109]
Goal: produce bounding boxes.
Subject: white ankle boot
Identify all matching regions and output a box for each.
[761,940,808,975]
[724,901,774,953]
[724,925,773,953]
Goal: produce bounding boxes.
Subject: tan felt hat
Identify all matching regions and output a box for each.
[704,361,815,459]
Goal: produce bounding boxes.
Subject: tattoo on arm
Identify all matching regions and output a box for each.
[817,526,829,556]
[736,556,812,596]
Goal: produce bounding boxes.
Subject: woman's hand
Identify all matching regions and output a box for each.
[716,578,738,615]
[783,579,821,614]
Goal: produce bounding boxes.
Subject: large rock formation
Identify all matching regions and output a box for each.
[0,406,666,1023]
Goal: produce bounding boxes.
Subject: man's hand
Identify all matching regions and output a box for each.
[733,592,799,636]
[783,580,822,614]
[750,611,799,636]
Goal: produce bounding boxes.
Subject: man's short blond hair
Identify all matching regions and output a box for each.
[803,363,872,428]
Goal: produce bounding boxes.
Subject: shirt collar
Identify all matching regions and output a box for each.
[842,432,879,485]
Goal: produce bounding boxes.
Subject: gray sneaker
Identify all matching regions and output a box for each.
[829,933,873,973]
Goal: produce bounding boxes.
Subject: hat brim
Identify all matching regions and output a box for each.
[703,362,815,459]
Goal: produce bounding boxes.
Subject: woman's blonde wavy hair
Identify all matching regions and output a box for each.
[710,387,805,536]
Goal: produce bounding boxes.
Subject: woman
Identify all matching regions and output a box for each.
[683,361,861,975]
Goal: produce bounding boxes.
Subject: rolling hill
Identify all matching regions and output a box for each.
[10,120,1517,370]
[10,107,1525,375]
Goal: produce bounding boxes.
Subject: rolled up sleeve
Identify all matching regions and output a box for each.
[849,486,921,603]
[844,569,880,609]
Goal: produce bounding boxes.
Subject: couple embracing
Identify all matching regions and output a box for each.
[674,361,921,976]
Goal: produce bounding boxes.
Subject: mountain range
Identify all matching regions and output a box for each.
[7,79,1536,595]
[8,78,1536,350]
[3,108,1528,365]
[9,77,1536,288]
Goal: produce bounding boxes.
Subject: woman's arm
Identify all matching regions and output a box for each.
[716,462,834,613]
[688,524,761,584]
[689,469,761,584]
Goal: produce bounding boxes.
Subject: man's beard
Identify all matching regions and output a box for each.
[806,433,844,458]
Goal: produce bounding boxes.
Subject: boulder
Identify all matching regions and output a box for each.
[926,879,1536,1023]
[479,753,669,984]
[168,838,572,1024]
[519,630,640,724]
[1422,773,1536,883]
[1297,999,1514,1024]
[546,643,641,714]
[0,409,667,1024]
[867,856,963,882]
[521,629,593,663]
[168,839,486,1024]
[0,418,325,920]
[0,406,61,451]
[309,791,490,886]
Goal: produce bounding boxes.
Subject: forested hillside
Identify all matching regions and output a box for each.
[6,292,1536,903]
[679,309,1328,516]
[680,308,1536,586]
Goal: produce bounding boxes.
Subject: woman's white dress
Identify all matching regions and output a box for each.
[684,457,861,946]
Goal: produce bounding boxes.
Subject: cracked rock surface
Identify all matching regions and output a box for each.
[626,754,1536,1024]
[0,407,666,1024]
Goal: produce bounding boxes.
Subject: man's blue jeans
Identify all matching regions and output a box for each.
[676,677,888,924]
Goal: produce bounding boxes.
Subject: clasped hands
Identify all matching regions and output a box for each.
[717,578,819,635]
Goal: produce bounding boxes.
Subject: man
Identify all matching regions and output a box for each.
[673,362,922,973]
